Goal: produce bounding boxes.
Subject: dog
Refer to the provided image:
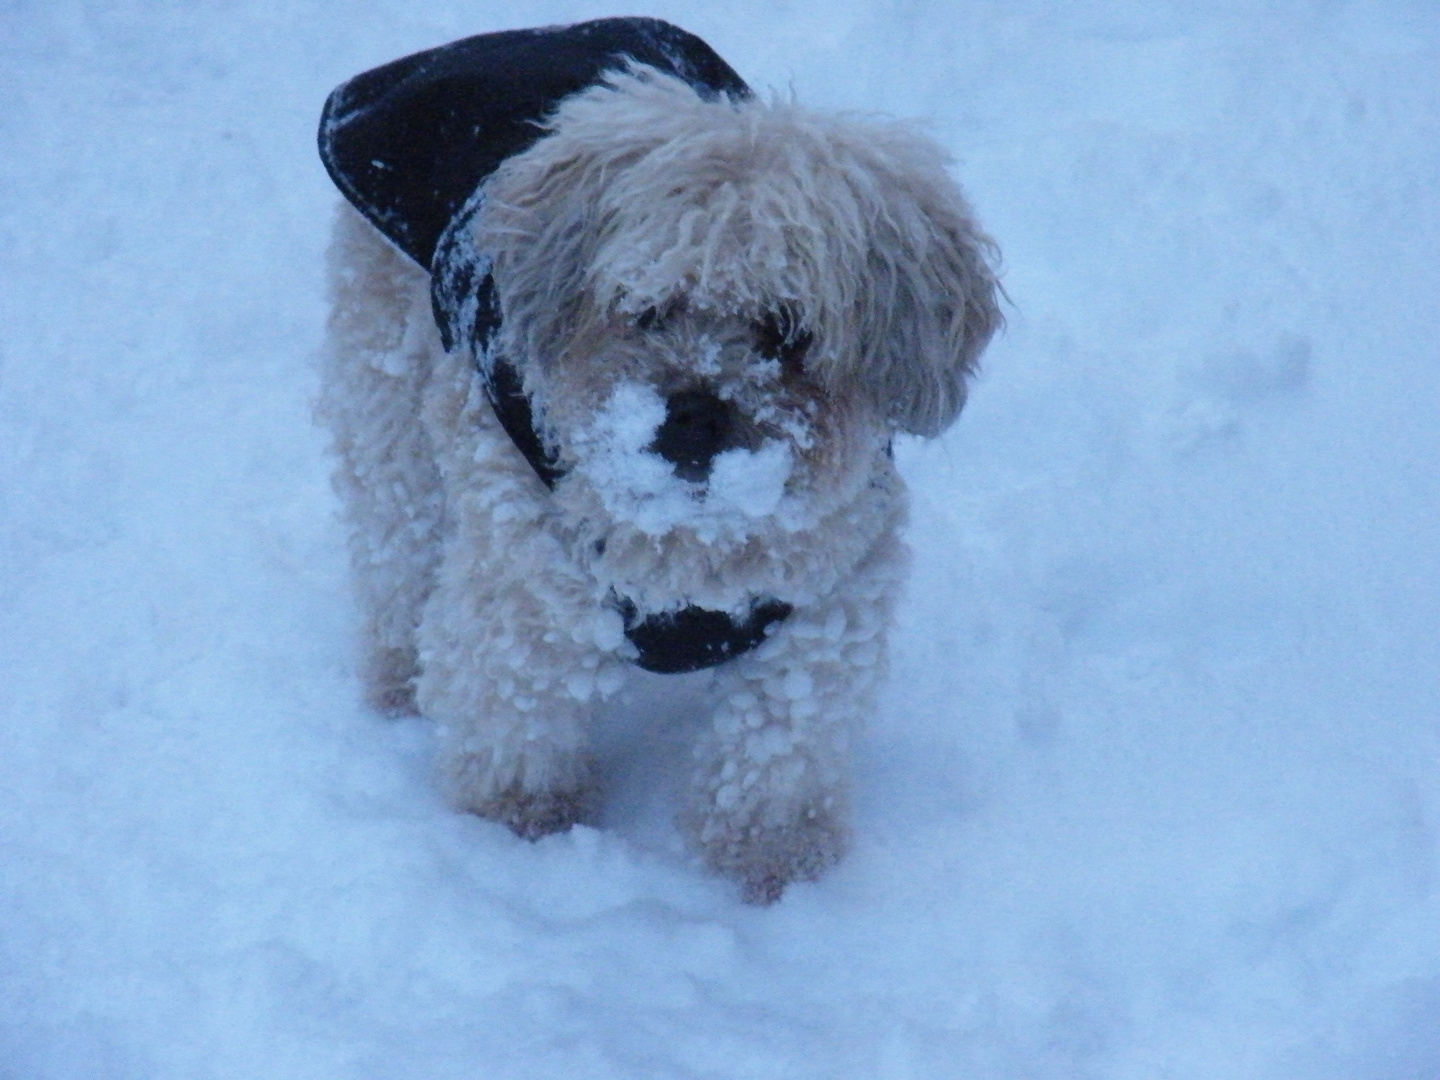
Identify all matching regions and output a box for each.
[317,19,1000,902]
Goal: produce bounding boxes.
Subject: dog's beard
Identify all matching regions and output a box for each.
[567,381,795,542]
[525,319,895,618]
[536,312,837,543]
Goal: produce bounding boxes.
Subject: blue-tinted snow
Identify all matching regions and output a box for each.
[1,2,1437,1077]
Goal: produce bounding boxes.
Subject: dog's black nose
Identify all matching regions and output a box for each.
[651,389,736,482]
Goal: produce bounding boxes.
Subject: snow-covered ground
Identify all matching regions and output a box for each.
[3,2,1438,1076]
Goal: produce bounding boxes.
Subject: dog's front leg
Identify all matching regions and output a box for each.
[417,536,629,838]
[412,356,631,838]
[688,555,898,902]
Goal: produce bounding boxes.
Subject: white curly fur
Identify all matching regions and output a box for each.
[319,69,1000,902]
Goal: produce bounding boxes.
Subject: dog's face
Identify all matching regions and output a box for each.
[465,69,1000,614]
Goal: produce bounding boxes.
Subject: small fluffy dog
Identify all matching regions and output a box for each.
[318,19,1000,902]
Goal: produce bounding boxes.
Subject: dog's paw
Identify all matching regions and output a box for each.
[471,783,597,841]
[694,799,850,905]
[740,870,789,906]
[362,646,420,717]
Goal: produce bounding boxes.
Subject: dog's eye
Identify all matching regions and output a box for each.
[755,310,812,374]
[634,298,686,333]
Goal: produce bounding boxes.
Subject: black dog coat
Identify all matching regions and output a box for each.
[318,18,792,674]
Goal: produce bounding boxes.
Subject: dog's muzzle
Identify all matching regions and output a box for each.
[650,389,738,483]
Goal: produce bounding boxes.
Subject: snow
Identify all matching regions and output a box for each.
[2,1,1438,1077]
[573,381,794,538]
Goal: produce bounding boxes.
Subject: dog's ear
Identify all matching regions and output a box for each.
[848,135,1004,437]
[318,18,749,270]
